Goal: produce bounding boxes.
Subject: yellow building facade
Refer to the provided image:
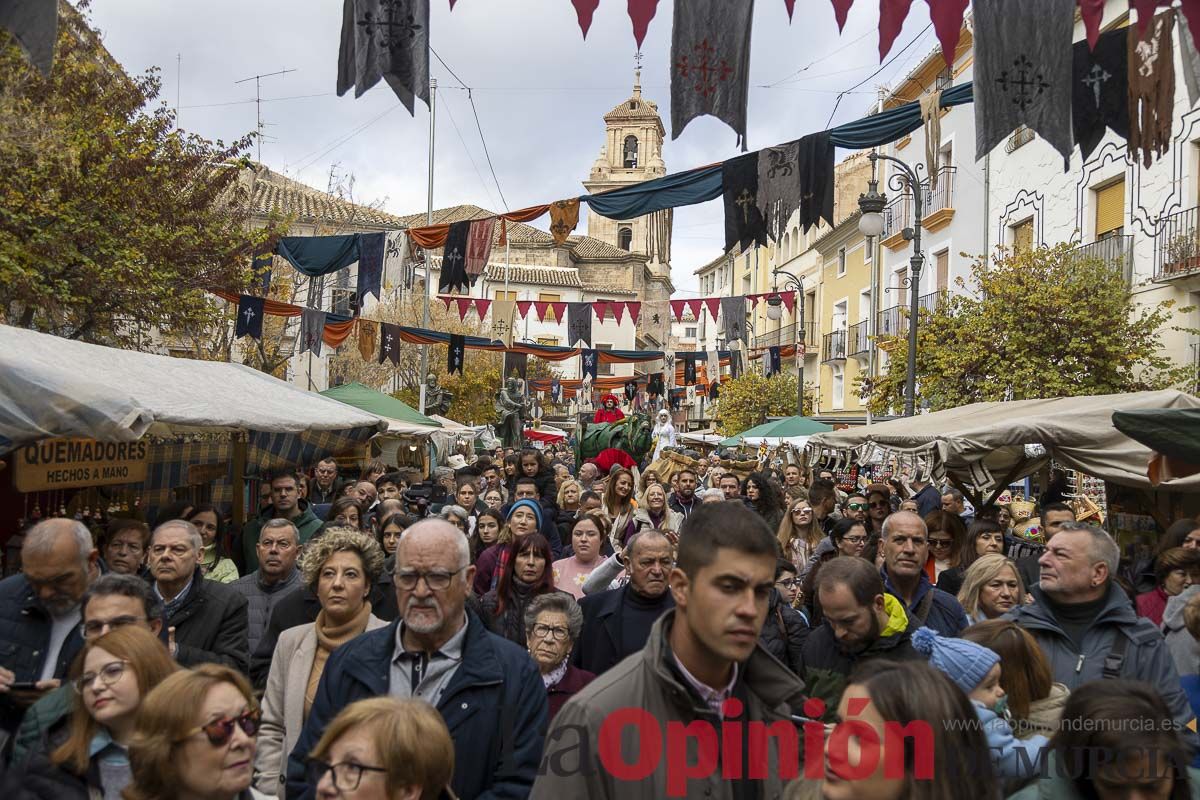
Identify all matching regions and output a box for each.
[815,213,874,419]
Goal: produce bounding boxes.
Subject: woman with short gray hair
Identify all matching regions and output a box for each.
[524,592,594,721]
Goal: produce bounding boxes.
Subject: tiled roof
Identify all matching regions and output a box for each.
[483,265,582,287]
[249,167,409,229]
[582,284,639,296]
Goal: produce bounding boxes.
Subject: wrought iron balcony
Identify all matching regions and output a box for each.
[1071,234,1133,286]
[880,167,957,244]
[752,321,818,351]
[848,320,871,356]
[823,330,847,363]
[1155,206,1200,281]
[875,291,945,341]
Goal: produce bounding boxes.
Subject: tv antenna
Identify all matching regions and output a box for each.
[234,67,297,162]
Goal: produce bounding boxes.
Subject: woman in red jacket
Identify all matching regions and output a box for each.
[592,393,625,424]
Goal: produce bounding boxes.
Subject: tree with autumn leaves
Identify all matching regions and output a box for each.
[716,372,814,436]
[0,3,278,347]
[865,244,1196,415]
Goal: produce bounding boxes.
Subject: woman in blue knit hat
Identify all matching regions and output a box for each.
[911,626,1049,783]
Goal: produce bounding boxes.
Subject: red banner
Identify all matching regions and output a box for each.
[455,297,472,321]
[516,300,533,319]
[703,297,721,321]
[628,301,641,324]
[474,298,492,318]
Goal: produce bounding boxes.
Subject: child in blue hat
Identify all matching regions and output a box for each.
[911,626,1049,780]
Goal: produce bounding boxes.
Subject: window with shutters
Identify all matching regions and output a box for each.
[831,364,845,410]
[494,290,518,302]
[935,249,949,291]
[538,292,560,322]
[1094,179,1125,240]
[1012,220,1034,254]
[596,343,613,375]
[537,336,559,347]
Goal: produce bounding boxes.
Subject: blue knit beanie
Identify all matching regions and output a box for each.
[910,626,999,695]
[507,499,543,528]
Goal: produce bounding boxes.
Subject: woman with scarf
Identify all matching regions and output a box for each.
[186,504,239,583]
[480,533,565,647]
[472,499,543,596]
[633,483,683,537]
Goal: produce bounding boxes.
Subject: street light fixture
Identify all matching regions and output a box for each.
[768,270,806,416]
[857,151,925,417]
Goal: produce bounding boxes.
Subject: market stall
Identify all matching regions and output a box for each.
[319,382,441,472]
[720,416,833,449]
[0,325,386,540]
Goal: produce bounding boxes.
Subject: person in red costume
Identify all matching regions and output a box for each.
[592,393,625,424]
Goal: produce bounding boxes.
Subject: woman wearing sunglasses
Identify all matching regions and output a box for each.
[124,664,267,800]
[5,627,176,800]
[307,697,454,800]
[255,529,387,796]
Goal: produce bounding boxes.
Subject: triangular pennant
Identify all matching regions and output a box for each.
[592,301,608,321]
[879,0,916,61]
[670,299,688,321]
[440,296,453,311]
[474,298,492,318]
[781,290,797,313]
[1078,0,1105,49]
[748,294,761,309]
[611,302,625,325]
[627,302,641,325]
[534,301,551,322]
[685,299,703,321]
[703,297,721,321]
[572,0,601,38]
[926,0,969,66]
[627,0,661,48]
[784,0,796,20]
[831,0,854,31]
[455,297,472,321]
[516,300,534,319]
[551,302,567,323]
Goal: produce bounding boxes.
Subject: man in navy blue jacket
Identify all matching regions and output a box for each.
[285,519,546,799]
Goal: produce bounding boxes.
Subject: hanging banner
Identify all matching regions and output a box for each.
[16,438,149,492]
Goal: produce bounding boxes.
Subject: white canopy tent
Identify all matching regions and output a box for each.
[0,324,386,453]
[804,390,1200,502]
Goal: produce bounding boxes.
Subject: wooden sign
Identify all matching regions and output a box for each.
[15,438,149,492]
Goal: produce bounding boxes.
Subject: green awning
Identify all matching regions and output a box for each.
[720,416,833,447]
[320,383,441,429]
[1112,407,1200,466]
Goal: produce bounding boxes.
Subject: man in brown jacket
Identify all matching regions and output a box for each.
[531,502,809,800]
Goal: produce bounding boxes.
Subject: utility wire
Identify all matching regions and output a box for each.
[431,46,508,211]
[289,103,402,175]
[762,28,875,87]
[823,22,933,129]
[182,92,335,109]
[441,90,503,211]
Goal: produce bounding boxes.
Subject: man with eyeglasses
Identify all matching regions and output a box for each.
[229,519,302,654]
[0,519,100,737]
[286,518,547,800]
[148,520,249,672]
[308,457,343,505]
[573,529,676,677]
[879,511,969,637]
[10,572,163,764]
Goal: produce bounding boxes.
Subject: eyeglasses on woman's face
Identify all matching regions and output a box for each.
[928,537,954,551]
[841,535,867,545]
[185,708,262,746]
[73,660,129,694]
[530,623,570,641]
[791,507,812,516]
[307,758,388,792]
[775,577,800,588]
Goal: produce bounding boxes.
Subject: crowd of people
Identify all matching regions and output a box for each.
[2,442,1200,799]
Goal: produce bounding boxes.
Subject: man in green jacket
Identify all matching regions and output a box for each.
[240,470,323,571]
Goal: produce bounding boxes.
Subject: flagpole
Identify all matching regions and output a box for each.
[419,77,437,414]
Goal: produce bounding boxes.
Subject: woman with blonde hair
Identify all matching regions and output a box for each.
[632,482,682,536]
[124,664,266,800]
[601,468,636,548]
[306,697,454,800]
[555,480,582,542]
[957,553,1025,623]
[5,627,176,800]
[255,528,387,795]
[777,497,822,572]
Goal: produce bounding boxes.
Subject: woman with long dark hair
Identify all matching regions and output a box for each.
[471,509,504,564]
[922,510,967,583]
[601,468,637,549]
[480,533,564,646]
[743,471,786,533]
[186,504,239,583]
[936,519,1007,596]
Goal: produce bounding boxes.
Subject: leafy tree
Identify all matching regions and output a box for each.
[715,372,815,435]
[0,3,279,346]
[865,244,1196,414]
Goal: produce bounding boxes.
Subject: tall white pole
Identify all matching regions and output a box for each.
[419,78,437,414]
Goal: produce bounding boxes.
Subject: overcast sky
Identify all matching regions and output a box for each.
[88,0,937,293]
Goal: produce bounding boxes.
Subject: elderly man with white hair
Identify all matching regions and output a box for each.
[148,518,249,671]
[0,519,101,734]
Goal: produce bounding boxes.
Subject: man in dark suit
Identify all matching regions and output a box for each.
[572,530,675,677]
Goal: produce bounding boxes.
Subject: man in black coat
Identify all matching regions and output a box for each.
[147,520,249,672]
[573,530,675,676]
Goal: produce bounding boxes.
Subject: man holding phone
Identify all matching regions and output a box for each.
[0,518,101,735]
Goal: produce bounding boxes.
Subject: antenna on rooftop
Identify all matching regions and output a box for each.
[234,68,297,162]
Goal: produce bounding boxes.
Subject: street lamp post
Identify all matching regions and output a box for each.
[766,272,805,416]
[857,151,925,417]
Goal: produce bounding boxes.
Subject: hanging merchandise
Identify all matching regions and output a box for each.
[767,346,782,377]
[491,299,516,346]
[721,296,748,349]
[581,348,599,380]
[797,132,835,233]
[337,0,431,115]
[722,152,770,253]
[549,198,580,246]
[276,234,361,277]
[235,295,265,340]
[356,231,386,307]
[683,353,697,385]
[357,318,379,362]
[379,322,402,366]
[299,308,327,356]
[670,0,755,150]
[567,302,592,347]
[447,334,465,375]
[973,0,1075,167]
[504,351,529,381]
[756,139,801,241]
[465,217,496,277]
[439,221,471,293]
[1128,10,1175,169]
[1072,28,1129,164]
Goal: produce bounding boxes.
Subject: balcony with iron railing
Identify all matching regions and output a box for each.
[1156,206,1200,281]
[848,320,871,356]
[823,330,847,363]
[1071,234,1134,286]
[881,167,957,247]
[876,291,946,342]
[752,321,818,351]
